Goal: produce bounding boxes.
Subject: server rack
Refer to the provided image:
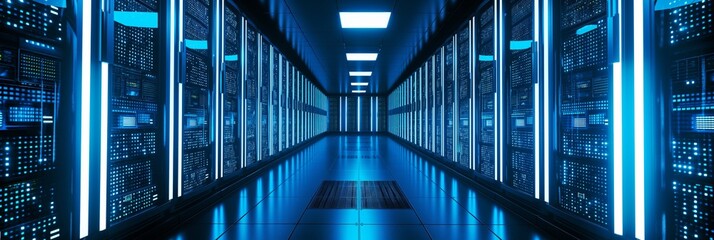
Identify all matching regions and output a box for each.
[180,0,215,195]
[505,0,537,196]
[0,1,67,239]
[223,3,241,177]
[656,1,714,239]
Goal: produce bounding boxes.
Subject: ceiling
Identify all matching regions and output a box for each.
[242,0,469,94]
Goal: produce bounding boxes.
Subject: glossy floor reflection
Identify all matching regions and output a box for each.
[166,135,549,240]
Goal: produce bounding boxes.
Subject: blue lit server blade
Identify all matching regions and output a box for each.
[223,5,241,176]
[665,0,714,233]
[0,0,64,238]
[243,23,258,167]
[182,0,213,193]
[507,0,536,196]
[260,37,270,160]
[478,4,496,178]
[556,0,610,228]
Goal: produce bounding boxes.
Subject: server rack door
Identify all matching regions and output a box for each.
[271,49,279,154]
[657,1,714,239]
[102,0,167,228]
[457,23,472,169]
[505,0,536,196]
[554,0,611,230]
[223,5,241,177]
[243,22,258,168]
[259,36,270,160]
[0,0,66,238]
[281,58,287,150]
[477,2,496,178]
[181,0,214,194]
[444,37,456,162]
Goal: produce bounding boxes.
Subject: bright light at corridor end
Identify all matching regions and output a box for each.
[351,82,369,86]
[339,12,391,28]
[349,71,372,77]
[346,53,379,61]
[352,90,367,93]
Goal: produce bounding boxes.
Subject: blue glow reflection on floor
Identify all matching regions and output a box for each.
[165,135,549,239]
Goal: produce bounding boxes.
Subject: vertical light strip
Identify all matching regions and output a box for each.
[543,0,550,203]
[99,62,108,231]
[494,93,498,180]
[613,0,624,235]
[178,82,184,196]
[533,0,541,199]
[79,0,92,237]
[340,97,343,132]
[219,0,224,177]
[498,0,504,182]
[634,1,645,238]
[377,96,380,132]
[178,0,185,197]
[468,16,476,170]
[453,37,457,163]
[214,0,221,178]
[494,0,501,181]
[371,96,374,132]
[241,19,246,168]
[613,61,623,236]
[168,0,176,200]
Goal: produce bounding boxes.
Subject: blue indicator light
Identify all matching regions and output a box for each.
[114,11,158,28]
[185,39,208,50]
[509,40,532,50]
[478,55,494,61]
[576,24,597,35]
[225,54,238,61]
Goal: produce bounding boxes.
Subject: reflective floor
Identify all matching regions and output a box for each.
[167,135,548,240]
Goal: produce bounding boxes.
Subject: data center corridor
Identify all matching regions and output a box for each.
[166,135,547,240]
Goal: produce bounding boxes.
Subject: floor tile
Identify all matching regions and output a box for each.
[218,224,294,240]
[289,224,360,240]
[238,197,309,224]
[300,209,360,224]
[165,223,228,240]
[409,197,481,225]
[360,225,431,240]
[426,225,500,240]
[359,209,421,225]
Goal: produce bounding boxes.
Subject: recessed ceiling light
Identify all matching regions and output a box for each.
[339,12,391,28]
[352,90,367,93]
[346,53,378,61]
[349,71,372,77]
[351,82,369,86]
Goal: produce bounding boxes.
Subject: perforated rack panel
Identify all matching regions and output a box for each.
[444,40,455,160]
[478,4,496,178]
[223,6,240,176]
[556,0,610,228]
[0,0,63,238]
[434,50,443,155]
[457,26,471,168]
[260,37,270,159]
[182,0,212,193]
[507,0,535,195]
[245,24,258,167]
[668,53,714,239]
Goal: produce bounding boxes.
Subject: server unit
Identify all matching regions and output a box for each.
[0,1,65,239]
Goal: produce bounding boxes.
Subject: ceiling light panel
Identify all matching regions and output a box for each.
[340,12,391,28]
[351,82,369,86]
[346,53,379,61]
[352,90,367,93]
[349,71,372,77]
